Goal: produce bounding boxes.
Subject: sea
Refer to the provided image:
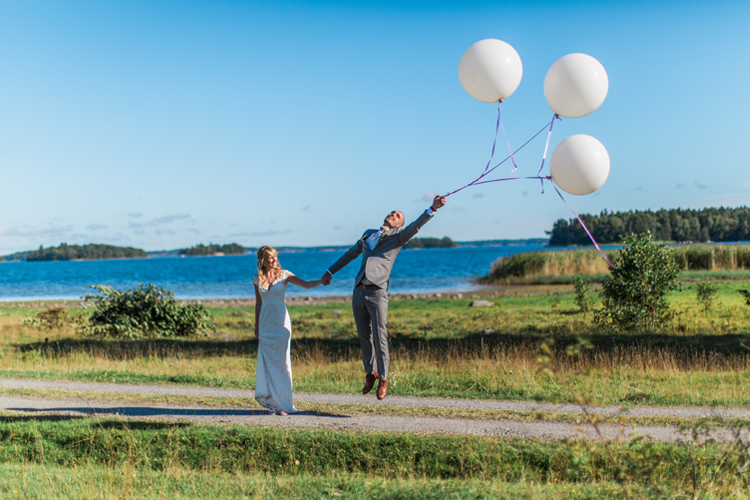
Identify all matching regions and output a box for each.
[0,244,550,302]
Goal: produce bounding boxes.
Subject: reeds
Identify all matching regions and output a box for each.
[486,244,750,282]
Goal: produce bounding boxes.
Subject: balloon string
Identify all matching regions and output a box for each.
[551,183,616,268]
[499,103,519,173]
[484,100,502,174]
[537,113,561,176]
[446,171,616,268]
[445,117,555,197]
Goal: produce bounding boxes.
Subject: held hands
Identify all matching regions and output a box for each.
[432,195,447,211]
[320,272,332,286]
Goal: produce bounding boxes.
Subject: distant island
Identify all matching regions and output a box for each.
[25,243,148,262]
[404,237,457,249]
[179,243,245,256]
[1,237,552,262]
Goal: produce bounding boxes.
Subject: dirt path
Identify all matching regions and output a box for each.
[1,378,748,443]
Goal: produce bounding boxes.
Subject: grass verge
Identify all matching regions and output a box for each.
[0,416,747,498]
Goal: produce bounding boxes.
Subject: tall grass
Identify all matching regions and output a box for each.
[3,287,750,406]
[0,417,746,490]
[485,244,750,282]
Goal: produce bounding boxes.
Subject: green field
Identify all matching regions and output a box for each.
[2,278,750,498]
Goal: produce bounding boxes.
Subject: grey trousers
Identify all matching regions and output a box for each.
[352,286,389,380]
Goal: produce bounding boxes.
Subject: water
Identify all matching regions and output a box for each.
[0,244,547,301]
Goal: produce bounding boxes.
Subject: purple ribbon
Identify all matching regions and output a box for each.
[537,113,561,177]
[498,102,519,173]
[551,183,616,268]
[445,115,556,197]
[444,111,615,268]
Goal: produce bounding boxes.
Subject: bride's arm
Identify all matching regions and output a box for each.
[286,275,322,289]
[254,284,262,338]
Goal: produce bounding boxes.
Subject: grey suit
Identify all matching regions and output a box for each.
[328,210,434,380]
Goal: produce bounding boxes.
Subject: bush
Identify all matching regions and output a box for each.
[80,284,215,338]
[695,279,718,313]
[573,275,591,314]
[21,306,70,330]
[596,232,681,331]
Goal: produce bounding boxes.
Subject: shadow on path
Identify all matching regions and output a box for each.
[7,406,346,419]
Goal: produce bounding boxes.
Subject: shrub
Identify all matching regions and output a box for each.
[573,275,591,314]
[695,279,718,313]
[596,232,681,331]
[80,284,215,338]
[21,306,70,330]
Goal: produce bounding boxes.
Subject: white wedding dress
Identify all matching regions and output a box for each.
[253,270,299,413]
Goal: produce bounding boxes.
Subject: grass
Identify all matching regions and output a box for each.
[2,284,750,407]
[0,416,748,498]
[483,244,750,284]
[3,282,750,497]
[0,463,638,500]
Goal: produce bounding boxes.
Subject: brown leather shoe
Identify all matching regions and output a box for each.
[376,378,388,400]
[362,372,378,395]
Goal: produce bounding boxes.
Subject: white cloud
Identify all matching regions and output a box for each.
[228,230,292,237]
[154,214,191,224]
[129,221,152,228]
[87,223,107,230]
[0,225,73,237]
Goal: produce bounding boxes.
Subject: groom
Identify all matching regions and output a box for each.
[321,195,447,399]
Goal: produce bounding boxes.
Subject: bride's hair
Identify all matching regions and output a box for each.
[256,246,283,287]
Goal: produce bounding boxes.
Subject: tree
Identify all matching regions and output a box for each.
[596,232,681,331]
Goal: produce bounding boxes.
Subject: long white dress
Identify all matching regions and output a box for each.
[253,270,299,413]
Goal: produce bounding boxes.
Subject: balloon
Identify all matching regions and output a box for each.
[544,53,608,118]
[458,39,523,103]
[550,134,610,195]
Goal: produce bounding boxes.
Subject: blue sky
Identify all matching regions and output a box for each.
[1,0,748,253]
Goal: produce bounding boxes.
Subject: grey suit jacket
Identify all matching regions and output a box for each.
[328,210,434,289]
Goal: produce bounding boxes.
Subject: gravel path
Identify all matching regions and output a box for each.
[1,378,748,443]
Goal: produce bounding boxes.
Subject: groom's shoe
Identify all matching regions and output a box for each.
[362,372,379,395]
[376,379,388,400]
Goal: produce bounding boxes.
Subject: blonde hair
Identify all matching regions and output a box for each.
[256,246,283,287]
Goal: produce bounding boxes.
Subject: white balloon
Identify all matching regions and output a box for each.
[544,53,608,118]
[458,39,523,103]
[550,134,610,195]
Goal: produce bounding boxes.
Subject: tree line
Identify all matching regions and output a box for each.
[26,243,148,261]
[179,243,246,256]
[547,207,750,246]
[404,237,457,249]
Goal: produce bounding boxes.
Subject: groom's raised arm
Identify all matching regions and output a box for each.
[397,195,447,246]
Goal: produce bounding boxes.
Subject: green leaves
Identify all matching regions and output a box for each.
[695,279,719,313]
[573,275,591,314]
[80,284,215,338]
[596,232,681,331]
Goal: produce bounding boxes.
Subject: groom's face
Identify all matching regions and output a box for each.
[383,211,404,229]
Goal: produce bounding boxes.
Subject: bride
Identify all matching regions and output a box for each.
[253,246,322,415]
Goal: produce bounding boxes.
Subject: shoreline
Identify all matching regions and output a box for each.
[0,284,574,308]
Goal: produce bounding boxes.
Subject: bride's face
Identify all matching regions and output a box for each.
[264,252,278,271]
